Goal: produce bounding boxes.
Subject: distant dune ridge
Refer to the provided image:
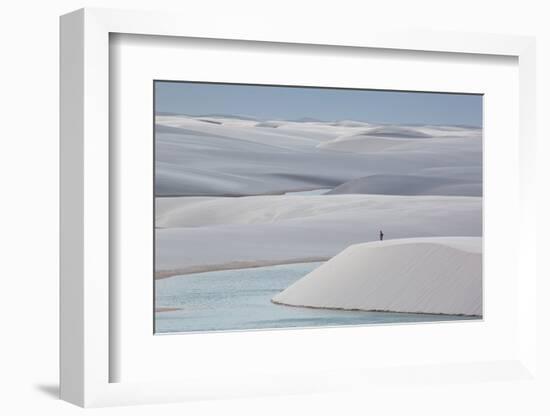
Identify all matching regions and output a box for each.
[272,237,482,316]
[155,115,482,197]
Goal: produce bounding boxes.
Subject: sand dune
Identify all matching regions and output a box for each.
[155,115,482,196]
[326,174,482,196]
[360,126,433,138]
[272,237,482,316]
[155,195,481,277]
[317,132,481,154]
[418,166,482,181]
[156,194,481,228]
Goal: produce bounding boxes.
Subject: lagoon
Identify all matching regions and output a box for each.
[155,262,474,333]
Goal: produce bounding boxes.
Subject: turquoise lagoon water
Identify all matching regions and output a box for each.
[154,262,476,334]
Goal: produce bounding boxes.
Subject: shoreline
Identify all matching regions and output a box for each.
[270,299,482,318]
[155,307,183,313]
[155,257,329,279]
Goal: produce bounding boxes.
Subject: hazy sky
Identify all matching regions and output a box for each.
[155,81,482,127]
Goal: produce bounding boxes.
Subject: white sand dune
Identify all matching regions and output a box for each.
[326,174,482,196]
[155,195,481,277]
[272,237,482,316]
[418,166,482,181]
[317,132,481,154]
[155,115,482,196]
[156,194,481,228]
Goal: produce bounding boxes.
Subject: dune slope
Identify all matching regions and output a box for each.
[326,174,482,196]
[155,195,481,277]
[155,115,482,196]
[272,237,482,316]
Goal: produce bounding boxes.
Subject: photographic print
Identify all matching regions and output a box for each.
[154,81,482,333]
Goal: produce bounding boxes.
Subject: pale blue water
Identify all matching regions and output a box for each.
[155,262,476,334]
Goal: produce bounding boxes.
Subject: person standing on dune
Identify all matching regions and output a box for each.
[379,230,384,241]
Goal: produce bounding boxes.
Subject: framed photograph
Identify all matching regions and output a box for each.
[60,8,537,407]
[153,80,483,334]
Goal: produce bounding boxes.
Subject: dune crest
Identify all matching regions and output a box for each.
[272,237,482,316]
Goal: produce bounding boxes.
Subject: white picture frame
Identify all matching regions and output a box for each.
[60,7,537,407]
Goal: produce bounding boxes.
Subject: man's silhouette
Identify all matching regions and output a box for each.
[379,230,384,241]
